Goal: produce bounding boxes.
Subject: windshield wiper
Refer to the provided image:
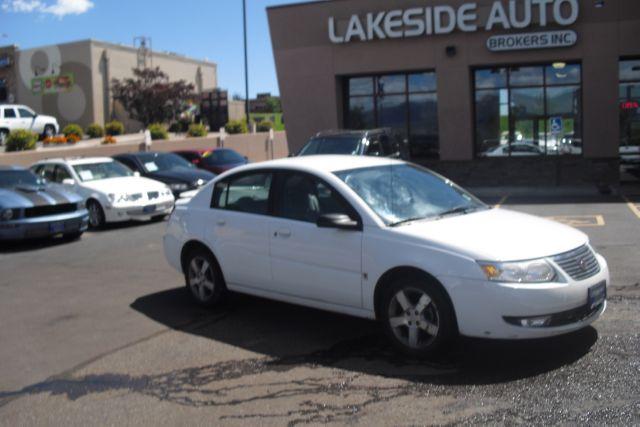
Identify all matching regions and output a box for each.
[389,215,434,227]
[437,205,478,219]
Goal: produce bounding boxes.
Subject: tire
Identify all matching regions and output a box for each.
[184,248,226,307]
[380,277,456,357]
[0,129,8,145]
[43,125,55,138]
[87,200,105,229]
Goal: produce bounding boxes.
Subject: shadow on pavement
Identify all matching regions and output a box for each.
[129,287,598,386]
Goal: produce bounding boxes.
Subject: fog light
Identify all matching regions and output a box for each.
[504,315,552,328]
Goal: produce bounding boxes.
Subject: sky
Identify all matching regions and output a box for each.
[0,0,313,98]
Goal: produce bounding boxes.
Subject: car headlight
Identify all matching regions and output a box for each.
[169,183,188,191]
[1,208,14,221]
[478,259,556,283]
[161,187,173,197]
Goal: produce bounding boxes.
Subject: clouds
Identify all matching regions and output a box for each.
[2,0,94,17]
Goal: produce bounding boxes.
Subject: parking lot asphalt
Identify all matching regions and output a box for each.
[0,190,639,425]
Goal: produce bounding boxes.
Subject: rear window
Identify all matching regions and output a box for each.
[298,136,361,156]
[203,149,245,165]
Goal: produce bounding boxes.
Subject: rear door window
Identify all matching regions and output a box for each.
[3,108,16,118]
[212,172,272,215]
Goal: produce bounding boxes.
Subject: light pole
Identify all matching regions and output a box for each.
[242,0,250,128]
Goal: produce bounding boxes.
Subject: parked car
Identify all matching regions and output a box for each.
[0,165,88,240]
[297,129,408,159]
[112,152,215,198]
[163,155,609,357]
[31,157,174,228]
[173,148,248,174]
[482,142,543,157]
[0,104,60,144]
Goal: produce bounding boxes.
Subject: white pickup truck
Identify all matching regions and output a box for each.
[0,104,60,144]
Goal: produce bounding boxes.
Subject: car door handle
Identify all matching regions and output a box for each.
[274,229,291,238]
[216,219,226,226]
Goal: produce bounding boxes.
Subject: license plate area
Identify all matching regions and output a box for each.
[49,221,65,234]
[588,281,607,310]
[143,204,157,214]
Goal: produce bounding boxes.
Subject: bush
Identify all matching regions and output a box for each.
[187,123,208,137]
[169,118,191,133]
[86,123,104,138]
[148,123,169,140]
[256,120,273,132]
[224,120,248,134]
[105,120,125,136]
[102,135,117,145]
[43,136,68,145]
[62,124,83,140]
[5,130,37,152]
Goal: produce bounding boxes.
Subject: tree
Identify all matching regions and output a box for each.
[111,67,195,127]
[264,96,282,113]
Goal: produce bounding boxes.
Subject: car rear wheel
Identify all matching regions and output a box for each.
[87,200,105,229]
[43,125,55,138]
[381,278,455,357]
[184,249,226,307]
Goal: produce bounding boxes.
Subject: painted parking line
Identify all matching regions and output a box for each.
[546,215,605,228]
[622,195,640,220]
[494,195,509,208]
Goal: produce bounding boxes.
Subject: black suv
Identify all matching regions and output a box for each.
[297,129,408,159]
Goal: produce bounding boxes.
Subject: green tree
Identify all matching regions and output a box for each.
[264,96,281,113]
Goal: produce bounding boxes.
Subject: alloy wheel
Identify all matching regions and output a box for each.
[387,287,440,349]
[88,202,103,228]
[188,257,216,302]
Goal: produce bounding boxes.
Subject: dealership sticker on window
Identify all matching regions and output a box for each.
[145,162,159,172]
[487,30,577,52]
[79,170,93,181]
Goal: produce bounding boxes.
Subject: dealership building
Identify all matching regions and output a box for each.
[0,39,217,132]
[268,0,640,188]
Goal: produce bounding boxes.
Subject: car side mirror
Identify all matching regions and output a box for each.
[62,178,75,185]
[133,171,141,177]
[316,214,360,231]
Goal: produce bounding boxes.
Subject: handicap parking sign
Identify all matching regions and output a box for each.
[550,116,563,134]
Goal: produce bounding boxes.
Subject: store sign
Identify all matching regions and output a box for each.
[620,101,639,110]
[328,0,579,44]
[31,73,74,95]
[487,30,577,51]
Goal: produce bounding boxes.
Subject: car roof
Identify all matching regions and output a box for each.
[232,155,403,174]
[0,165,26,171]
[35,157,115,165]
[313,128,390,138]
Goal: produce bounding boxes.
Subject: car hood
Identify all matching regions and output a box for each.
[81,176,168,194]
[146,167,215,184]
[0,184,82,209]
[393,208,588,262]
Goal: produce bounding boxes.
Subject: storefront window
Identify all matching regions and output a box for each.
[619,59,640,148]
[345,71,439,159]
[474,63,582,158]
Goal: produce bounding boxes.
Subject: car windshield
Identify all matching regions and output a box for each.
[73,162,133,182]
[298,136,362,156]
[0,170,45,187]
[203,149,245,165]
[334,164,487,226]
[137,153,194,172]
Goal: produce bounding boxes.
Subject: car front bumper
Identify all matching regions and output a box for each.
[442,253,610,339]
[103,200,174,223]
[0,209,89,240]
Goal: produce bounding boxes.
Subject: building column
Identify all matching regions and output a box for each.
[436,64,474,161]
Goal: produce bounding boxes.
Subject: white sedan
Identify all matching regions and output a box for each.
[163,156,609,356]
[32,157,175,228]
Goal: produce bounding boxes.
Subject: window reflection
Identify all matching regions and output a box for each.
[619,59,640,151]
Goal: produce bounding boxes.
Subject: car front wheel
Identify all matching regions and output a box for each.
[0,129,8,145]
[381,278,455,357]
[87,200,105,229]
[43,125,55,138]
[184,249,226,307]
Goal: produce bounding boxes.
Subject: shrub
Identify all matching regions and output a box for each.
[86,123,104,138]
[43,136,68,145]
[66,134,80,144]
[105,120,125,136]
[187,123,208,137]
[256,120,273,132]
[148,123,169,140]
[168,118,191,133]
[5,130,37,152]
[102,135,117,145]
[62,124,83,140]
[224,120,248,134]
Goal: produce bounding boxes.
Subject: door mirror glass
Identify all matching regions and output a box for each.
[62,178,75,185]
[317,213,360,230]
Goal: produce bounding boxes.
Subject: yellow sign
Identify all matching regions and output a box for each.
[31,73,74,95]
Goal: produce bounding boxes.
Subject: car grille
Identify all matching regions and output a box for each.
[147,191,159,200]
[552,245,600,281]
[24,203,77,218]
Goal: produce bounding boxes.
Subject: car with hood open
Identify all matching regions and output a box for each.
[31,157,175,229]
[0,165,88,240]
[163,155,609,357]
[112,152,215,198]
